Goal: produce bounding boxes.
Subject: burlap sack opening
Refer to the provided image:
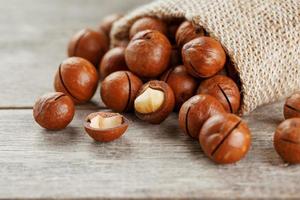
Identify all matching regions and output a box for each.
[111,0,300,115]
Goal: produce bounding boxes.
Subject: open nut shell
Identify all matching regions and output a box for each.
[84,112,129,142]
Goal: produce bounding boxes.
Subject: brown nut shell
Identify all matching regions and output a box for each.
[197,75,240,113]
[100,71,143,112]
[129,17,168,39]
[33,92,75,130]
[54,57,99,104]
[135,80,175,124]
[84,112,129,142]
[182,37,226,78]
[199,113,251,164]
[179,94,226,139]
[68,28,108,66]
[176,21,205,48]
[274,118,300,163]
[125,30,172,78]
[284,92,300,119]
[161,65,198,110]
[99,47,128,79]
[99,14,123,37]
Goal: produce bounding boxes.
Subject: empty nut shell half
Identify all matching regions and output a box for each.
[134,80,175,124]
[84,112,129,142]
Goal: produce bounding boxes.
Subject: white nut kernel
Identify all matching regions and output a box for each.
[90,115,122,129]
[134,87,164,114]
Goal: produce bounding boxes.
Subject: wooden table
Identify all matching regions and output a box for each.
[1,0,299,199]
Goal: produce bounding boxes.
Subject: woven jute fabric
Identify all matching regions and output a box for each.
[111,0,300,115]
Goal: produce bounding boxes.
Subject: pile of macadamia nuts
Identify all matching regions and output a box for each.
[33,14,298,165]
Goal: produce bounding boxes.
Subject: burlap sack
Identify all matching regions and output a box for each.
[111,0,300,115]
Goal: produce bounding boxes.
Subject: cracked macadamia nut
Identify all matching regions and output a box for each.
[84,112,129,142]
[200,113,251,164]
[68,28,108,66]
[99,14,123,37]
[125,30,172,78]
[161,65,198,109]
[99,47,128,79]
[197,75,240,113]
[179,94,226,139]
[176,21,205,48]
[101,71,143,112]
[33,92,75,130]
[129,17,168,39]
[134,80,175,124]
[182,37,226,78]
[54,57,99,104]
[274,118,300,163]
[284,92,300,119]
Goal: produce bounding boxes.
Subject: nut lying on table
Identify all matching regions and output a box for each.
[84,112,129,142]
[274,118,300,164]
[33,92,75,130]
[284,92,300,119]
[200,113,251,164]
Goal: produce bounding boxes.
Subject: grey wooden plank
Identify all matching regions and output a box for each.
[0,101,299,199]
[0,0,151,107]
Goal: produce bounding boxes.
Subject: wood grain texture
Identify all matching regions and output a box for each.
[0,0,300,199]
[0,0,151,108]
[0,102,300,199]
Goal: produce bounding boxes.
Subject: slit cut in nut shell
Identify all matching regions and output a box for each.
[284,92,300,119]
[84,112,129,142]
[199,113,251,164]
